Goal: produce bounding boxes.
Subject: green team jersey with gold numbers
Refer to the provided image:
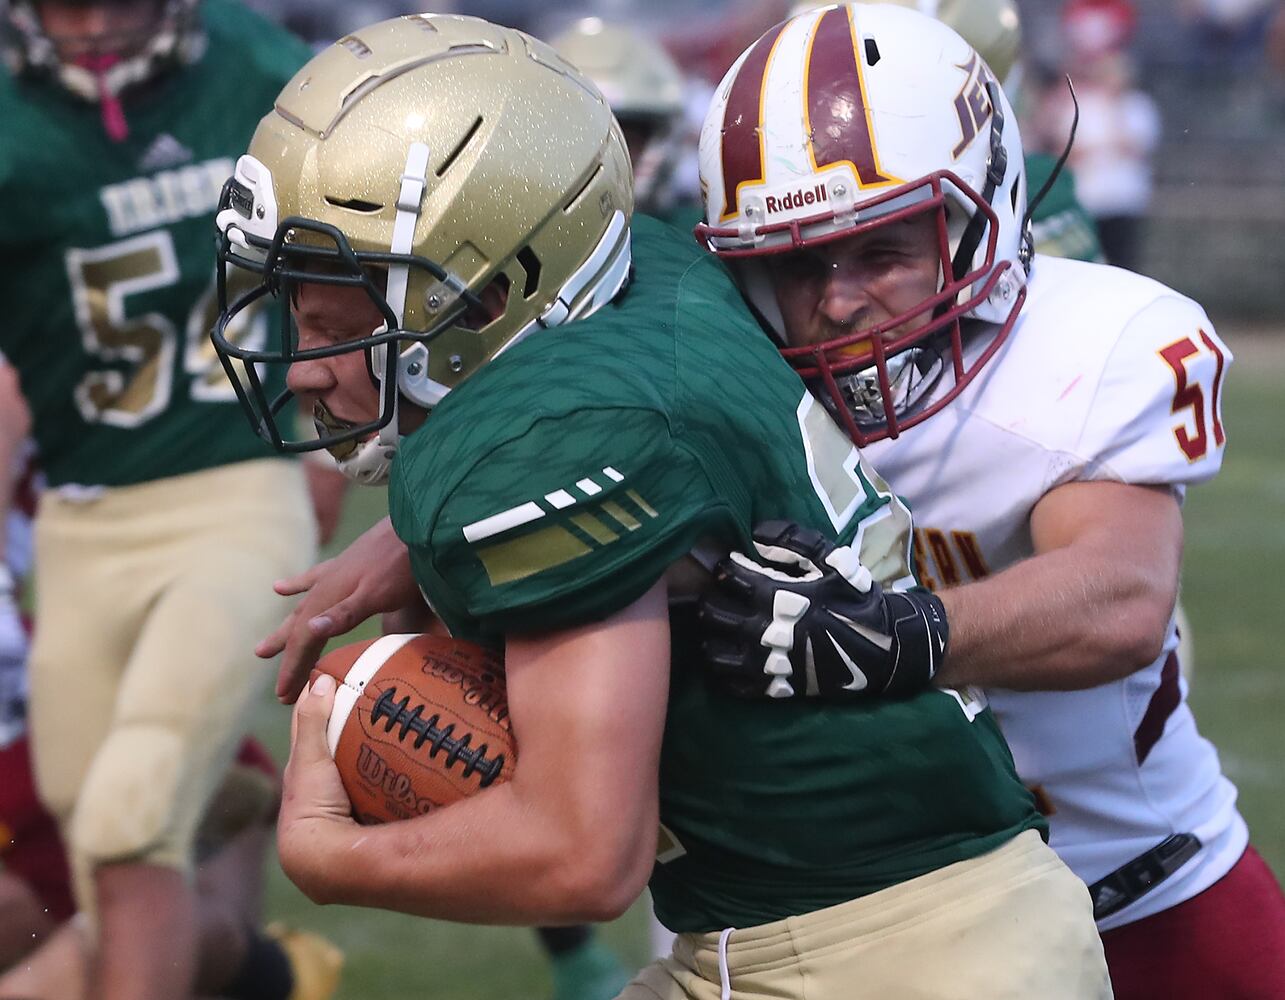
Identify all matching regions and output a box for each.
[390,214,1044,933]
[0,0,310,487]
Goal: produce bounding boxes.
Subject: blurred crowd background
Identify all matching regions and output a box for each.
[239,0,1285,323]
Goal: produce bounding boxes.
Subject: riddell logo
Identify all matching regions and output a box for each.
[764,183,828,215]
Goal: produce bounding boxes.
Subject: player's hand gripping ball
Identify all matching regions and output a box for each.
[312,633,515,824]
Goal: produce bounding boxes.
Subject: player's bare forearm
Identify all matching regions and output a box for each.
[312,776,658,924]
[935,480,1182,691]
[279,581,670,923]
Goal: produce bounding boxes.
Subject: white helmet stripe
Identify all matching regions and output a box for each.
[761,14,818,193]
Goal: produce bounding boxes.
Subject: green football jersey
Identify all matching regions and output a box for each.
[390,214,1044,932]
[0,0,310,487]
[651,199,705,239]
[1026,152,1103,263]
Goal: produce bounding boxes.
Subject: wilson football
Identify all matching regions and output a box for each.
[313,633,515,824]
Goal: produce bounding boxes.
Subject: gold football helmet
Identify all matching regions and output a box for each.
[213,14,633,483]
[549,18,686,213]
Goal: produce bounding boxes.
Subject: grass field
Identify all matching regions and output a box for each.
[1179,332,1285,868]
[252,328,1285,1000]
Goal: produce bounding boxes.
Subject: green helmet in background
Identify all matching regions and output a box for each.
[550,17,688,214]
[789,0,1021,80]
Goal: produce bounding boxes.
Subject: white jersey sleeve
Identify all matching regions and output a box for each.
[1073,294,1231,491]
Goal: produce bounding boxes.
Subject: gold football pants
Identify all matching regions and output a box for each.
[621,830,1112,1000]
[28,458,315,909]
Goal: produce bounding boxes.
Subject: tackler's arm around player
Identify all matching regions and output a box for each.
[935,478,1182,691]
[702,479,1182,699]
[259,516,422,703]
[278,581,670,925]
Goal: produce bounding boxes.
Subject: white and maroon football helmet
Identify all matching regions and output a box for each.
[696,3,1030,445]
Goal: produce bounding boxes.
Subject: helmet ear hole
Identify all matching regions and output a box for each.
[460,274,510,332]
[516,246,541,298]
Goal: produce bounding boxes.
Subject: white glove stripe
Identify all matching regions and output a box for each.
[763,650,793,677]
[766,677,795,698]
[826,629,870,691]
[826,609,893,651]
[758,591,811,698]
[760,590,811,651]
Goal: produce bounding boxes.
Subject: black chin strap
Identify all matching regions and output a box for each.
[1023,75,1081,260]
[951,80,1010,284]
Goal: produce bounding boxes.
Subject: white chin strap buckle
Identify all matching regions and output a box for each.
[335,435,397,486]
[397,341,452,409]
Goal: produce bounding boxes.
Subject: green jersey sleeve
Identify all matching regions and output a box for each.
[393,404,743,637]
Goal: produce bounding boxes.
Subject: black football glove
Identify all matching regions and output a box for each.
[699,521,948,700]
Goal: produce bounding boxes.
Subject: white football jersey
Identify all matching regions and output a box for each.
[863,255,1244,930]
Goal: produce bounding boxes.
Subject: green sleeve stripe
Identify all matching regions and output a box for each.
[475,524,592,586]
[626,489,659,518]
[570,512,620,545]
[473,490,663,588]
[601,500,642,531]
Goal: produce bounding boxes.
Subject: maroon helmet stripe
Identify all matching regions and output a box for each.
[806,6,893,186]
[952,54,979,157]
[1134,652,1181,766]
[719,21,786,220]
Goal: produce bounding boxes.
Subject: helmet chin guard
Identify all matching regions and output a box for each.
[330,431,396,486]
